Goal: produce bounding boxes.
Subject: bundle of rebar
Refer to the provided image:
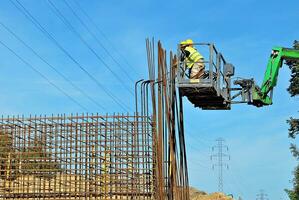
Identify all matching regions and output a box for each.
[145,39,189,200]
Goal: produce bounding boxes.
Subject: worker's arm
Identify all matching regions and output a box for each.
[180,49,190,61]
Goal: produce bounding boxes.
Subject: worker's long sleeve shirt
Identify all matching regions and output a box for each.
[180,49,191,61]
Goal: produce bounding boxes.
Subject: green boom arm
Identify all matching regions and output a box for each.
[252,47,299,106]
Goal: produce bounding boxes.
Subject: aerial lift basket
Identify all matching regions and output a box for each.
[177,43,234,110]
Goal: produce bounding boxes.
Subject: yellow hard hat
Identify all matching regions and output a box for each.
[185,39,194,45]
[180,40,187,45]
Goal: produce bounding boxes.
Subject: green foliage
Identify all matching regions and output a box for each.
[290,144,299,159]
[287,117,299,159]
[286,40,299,97]
[285,189,297,200]
[285,166,299,200]
[295,166,299,196]
[288,118,299,139]
[286,40,299,200]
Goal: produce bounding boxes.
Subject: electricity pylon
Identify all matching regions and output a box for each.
[256,190,269,200]
[211,138,230,192]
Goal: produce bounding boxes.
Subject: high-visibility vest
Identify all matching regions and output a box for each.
[184,46,204,68]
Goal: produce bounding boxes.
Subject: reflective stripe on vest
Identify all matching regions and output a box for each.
[185,46,204,68]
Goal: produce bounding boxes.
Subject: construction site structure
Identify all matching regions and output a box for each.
[0,40,190,200]
[1,38,298,200]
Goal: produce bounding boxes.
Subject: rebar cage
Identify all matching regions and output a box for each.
[0,114,154,200]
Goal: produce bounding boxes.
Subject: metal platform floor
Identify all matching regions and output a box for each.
[179,81,230,110]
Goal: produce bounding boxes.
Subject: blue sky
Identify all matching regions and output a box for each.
[0,0,298,199]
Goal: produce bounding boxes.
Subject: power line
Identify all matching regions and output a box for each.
[226,169,245,198]
[10,0,131,112]
[184,123,215,169]
[184,121,213,147]
[0,21,106,112]
[186,143,212,163]
[188,159,210,170]
[72,0,139,77]
[0,39,88,111]
[46,0,134,96]
[62,0,135,84]
[11,0,130,112]
[211,138,230,193]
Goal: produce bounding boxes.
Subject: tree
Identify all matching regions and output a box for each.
[285,40,299,200]
[286,40,299,97]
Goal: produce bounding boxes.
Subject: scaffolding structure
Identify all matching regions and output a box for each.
[0,114,154,199]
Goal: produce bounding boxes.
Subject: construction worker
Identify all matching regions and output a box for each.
[180,39,205,80]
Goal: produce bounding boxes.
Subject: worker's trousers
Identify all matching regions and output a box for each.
[190,59,205,79]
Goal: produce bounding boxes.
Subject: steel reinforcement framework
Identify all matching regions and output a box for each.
[0,114,154,199]
[0,40,190,200]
